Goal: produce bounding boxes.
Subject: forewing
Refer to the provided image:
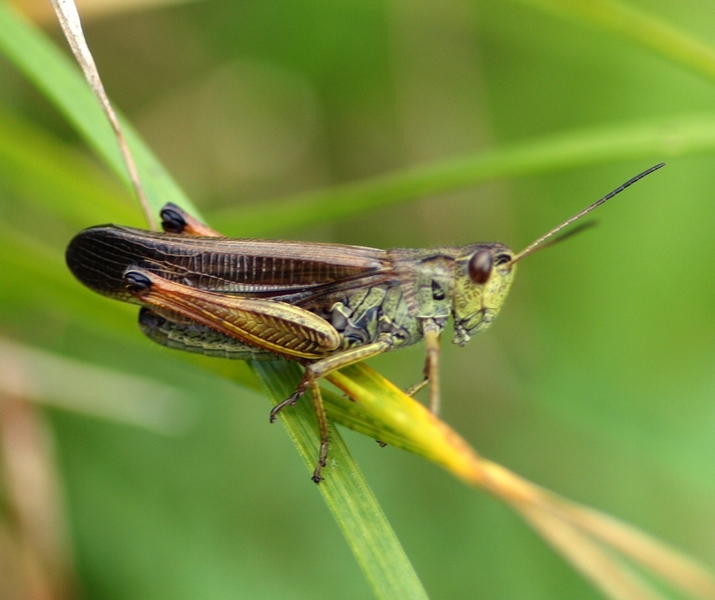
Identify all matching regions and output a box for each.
[66,225,392,301]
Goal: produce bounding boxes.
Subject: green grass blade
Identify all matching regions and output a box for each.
[251,362,429,600]
[514,0,715,83]
[6,0,715,243]
[323,364,715,600]
[0,2,195,219]
[0,4,430,597]
[208,113,715,236]
[0,109,141,228]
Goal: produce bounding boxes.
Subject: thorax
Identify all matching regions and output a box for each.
[318,248,459,351]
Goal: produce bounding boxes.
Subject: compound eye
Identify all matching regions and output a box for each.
[468,250,493,285]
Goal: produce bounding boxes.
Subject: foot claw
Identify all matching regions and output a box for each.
[269,389,305,423]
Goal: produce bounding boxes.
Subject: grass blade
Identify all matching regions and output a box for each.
[49,0,155,227]
[0,2,195,218]
[208,113,715,236]
[252,362,428,600]
[514,0,715,83]
[326,364,715,600]
[0,5,430,598]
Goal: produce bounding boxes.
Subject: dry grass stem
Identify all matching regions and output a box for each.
[49,0,155,228]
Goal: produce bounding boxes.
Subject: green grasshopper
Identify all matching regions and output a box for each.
[65,163,663,482]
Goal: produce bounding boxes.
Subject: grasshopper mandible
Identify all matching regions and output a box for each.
[65,163,663,482]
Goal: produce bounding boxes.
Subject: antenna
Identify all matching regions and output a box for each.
[508,163,665,266]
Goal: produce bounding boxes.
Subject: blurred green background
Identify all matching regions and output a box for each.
[1,0,715,598]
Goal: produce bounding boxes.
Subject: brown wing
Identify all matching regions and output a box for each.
[66,225,392,302]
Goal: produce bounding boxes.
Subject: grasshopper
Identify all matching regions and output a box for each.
[65,164,663,482]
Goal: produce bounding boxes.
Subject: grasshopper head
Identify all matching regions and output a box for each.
[451,243,515,346]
